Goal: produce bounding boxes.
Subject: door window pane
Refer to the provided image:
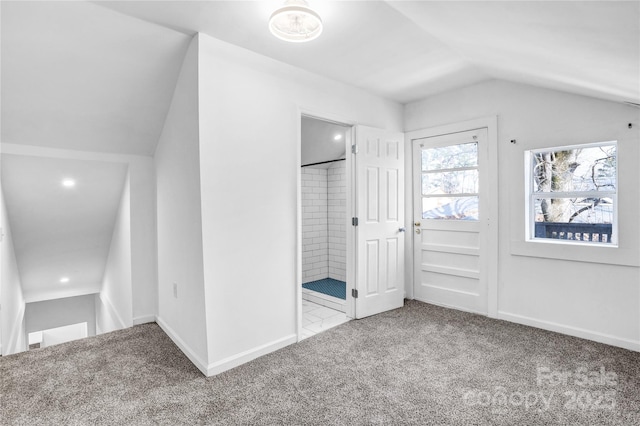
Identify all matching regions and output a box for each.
[422,196,479,220]
[422,170,478,195]
[421,142,478,171]
[421,140,479,221]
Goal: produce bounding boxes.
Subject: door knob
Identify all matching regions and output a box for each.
[415,229,421,234]
[414,222,421,227]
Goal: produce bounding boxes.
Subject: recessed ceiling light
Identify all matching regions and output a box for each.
[269,0,323,43]
[334,134,343,141]
[59,277,70,284]
[62,179,76,188]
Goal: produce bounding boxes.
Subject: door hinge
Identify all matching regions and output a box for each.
[351,145,358,154]
[352,289,358,298]
[352,217,358,226]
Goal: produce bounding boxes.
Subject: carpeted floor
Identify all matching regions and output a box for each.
[1,300,639,425]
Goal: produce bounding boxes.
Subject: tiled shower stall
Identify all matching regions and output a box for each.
[301,161,347,310]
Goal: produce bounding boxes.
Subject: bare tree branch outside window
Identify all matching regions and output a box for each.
[529,143,616,244]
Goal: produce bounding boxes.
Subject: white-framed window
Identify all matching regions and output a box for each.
[526,141,617,245]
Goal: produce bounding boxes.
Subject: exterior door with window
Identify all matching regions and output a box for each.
[412,129,488,314]
[354,125,405,319]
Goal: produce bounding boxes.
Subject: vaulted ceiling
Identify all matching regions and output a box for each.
[1,1,191,156]
[2,1,638,156]
[1,1,638,302]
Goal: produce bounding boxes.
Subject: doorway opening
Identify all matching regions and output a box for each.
[407,117,498,317]
[299,115,353,339]
[412,129,487,314]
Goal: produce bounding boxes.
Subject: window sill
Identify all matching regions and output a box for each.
[510,239,639,267]
[526,238,618,249]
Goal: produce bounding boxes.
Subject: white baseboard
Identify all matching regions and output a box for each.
[498,311,640,352]
[414,297,487,316]
[155,316,209,376]
[205,334,297,377]
[156,316,297,377]
[133,315,156,325]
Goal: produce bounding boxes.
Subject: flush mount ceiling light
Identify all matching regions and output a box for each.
[59,277,70,284]
[269,0,323,43]
[61,178,76,188]
[334,134,342,141]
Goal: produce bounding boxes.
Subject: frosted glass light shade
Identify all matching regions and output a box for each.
[269,0,323,43]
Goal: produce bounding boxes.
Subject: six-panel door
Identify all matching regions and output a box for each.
[355,126,405,319]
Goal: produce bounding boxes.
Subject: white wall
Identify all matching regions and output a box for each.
[41,322,88,348]
[1,144,158,328]
[301,168,328,283]
[0,189,26,355]
[197,33,403,374]
[328,161,347,282]
[154,35,209,370]
[405,80,640,350]
[95,295,118,334]
[97,173,133,334]
[25,294,96,338]
[129,156,158,324]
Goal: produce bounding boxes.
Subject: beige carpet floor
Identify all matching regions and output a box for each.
[1,300,639,425]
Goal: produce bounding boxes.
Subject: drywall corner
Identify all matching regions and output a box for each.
[0,189,26,355]
[154,33,208,367]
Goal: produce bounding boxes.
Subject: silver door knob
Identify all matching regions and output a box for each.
[399,227,406,232]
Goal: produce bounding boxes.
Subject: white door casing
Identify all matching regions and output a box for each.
[412,128,489,315]
[354,125,405,319]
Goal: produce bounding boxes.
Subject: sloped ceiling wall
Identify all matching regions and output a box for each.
[1,1,191,156]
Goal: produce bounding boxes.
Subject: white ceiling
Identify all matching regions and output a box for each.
[388,1,640,104]
[1,155,128,302]
[302,116,350,167]
[1,1,191,156]
[2,1,638,157]
[96,0,639,106]
[95,0,492,105]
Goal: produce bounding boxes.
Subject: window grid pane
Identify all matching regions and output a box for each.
[527,142,617,245]
[532,144,616,193]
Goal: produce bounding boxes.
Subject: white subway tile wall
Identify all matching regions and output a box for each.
[327,162,346,282]
[302,168,329,282]
[301,164,346,283]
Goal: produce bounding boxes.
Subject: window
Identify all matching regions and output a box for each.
[527,142,617,244]
[421,141,479,220]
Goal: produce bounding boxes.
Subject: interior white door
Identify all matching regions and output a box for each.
[354,125,405,319]
[412,128,488,314]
